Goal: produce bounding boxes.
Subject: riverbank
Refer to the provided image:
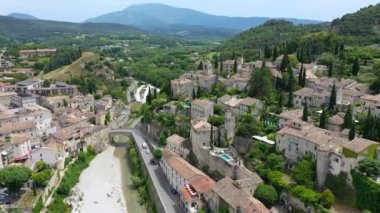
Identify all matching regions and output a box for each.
[69,146,127,213]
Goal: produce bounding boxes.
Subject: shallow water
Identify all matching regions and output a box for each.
[114,135,146,213]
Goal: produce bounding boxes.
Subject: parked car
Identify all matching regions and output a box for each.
[142,143,147,149]
[146,150,150,154]
[170,188,177,195]
[150,159,155,164]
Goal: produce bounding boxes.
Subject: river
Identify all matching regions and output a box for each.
[114,134,146,213]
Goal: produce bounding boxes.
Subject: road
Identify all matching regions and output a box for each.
[132,130,182,213]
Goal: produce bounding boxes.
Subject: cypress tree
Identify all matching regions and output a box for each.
[287,90,293,108]
[328,61,333,77]
[287,66,294,92]
[210,126,214,150]
[363,110,372,139]
[232,51,236,60]
[278,91,284,107]
[233,59,238,73]
[344,105,353,129]
[272,46,278,61]
[328,84,337,110]
[146,89,152,105]
[220,61,223,72]
[298,64,304,86]
[262,59,266,69]
[192,88,196,100]
[198,61,203,70]
[153,88,157,99]
[280,54,290,72]
[196,85,201,99]
[302,103,308,122]
[334,43,339,55]
[302,68,307,87]
[349,123,356,140]
[319,108,326,129]
[214,57,219,69]
[352,57,360,76]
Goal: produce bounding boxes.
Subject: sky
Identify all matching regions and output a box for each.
[0,0,378,23]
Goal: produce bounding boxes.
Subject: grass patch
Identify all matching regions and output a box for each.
[47,150,97,213]
[130,102,143,114]
[42,52,97,81]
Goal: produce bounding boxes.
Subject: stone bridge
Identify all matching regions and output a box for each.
[109,128,134,137]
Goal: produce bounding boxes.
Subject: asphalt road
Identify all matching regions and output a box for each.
[132,130,182,213]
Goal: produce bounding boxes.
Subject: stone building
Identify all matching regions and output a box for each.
[276,119,348,188]
[167,134,190,159]
[160,149,215,213]
[357,94,380,117]
[191,99,214,119]
[293,87,331,108]
[278,109,303,129]
[208,177,270,213]
[11,134,31,162]
[171,78,196,99]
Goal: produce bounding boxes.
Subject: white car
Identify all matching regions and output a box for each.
[146,150,150,154]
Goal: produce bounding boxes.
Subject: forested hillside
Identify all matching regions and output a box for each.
[331,4,380,38]
[0,16,141,43]
[220,3,380,59]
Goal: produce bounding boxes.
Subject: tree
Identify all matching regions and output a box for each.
[267,171,287,192]
[298,64,304,86]
[198,61,203,70]
[302,103,308,122]
[248,67,274,99]
[319,108,326,129]
[192,88,196,100]
[207,115,225,127]
[352,57,360,76]
[280,54,290,72]
[328,84,337,110]
[196,85,201,99]
[188,150,198,167]
[287,90,293,108]
[105,112,111,125]
[319,189,335,209]
[328,61,333,77]
[344,105,353,128]
[0,166,32,193]
[210,126,214,150]
[254,184,278,207]
[358,158,380,177]
[159,133,167,146]
[146,89,152,105]
[292,156,316,188]
[264,153,285,171]
[302,68,306,87]
[214,57,219,69]
[153,149,162,160]
[272,46,279,62]
[233,59,238,73]
[349,123,356,140]
[43,79,51,88]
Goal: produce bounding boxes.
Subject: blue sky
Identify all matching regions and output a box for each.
[0,0,378,22]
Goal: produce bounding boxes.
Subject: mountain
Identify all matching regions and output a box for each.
[0,15,142,42]
[8,12,39,20]
[331,3,380,37]
[86,3,321,37]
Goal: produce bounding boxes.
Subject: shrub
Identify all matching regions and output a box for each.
[319,189,335,209]
[153,149,162,160]
[292,156,316,188]
[254,184,278,207]
[267,171,287,192]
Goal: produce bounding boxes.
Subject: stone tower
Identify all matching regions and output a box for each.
[225,110,235,143]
